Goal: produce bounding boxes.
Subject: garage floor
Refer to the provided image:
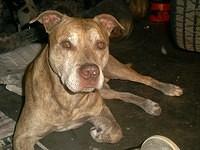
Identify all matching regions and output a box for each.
[0,21,200,150]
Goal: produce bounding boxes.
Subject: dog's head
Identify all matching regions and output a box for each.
[31,10,123,93]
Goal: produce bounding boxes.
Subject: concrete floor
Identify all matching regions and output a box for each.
[0,21,200,150]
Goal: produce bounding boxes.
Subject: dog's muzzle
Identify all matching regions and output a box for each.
[63,63,104,93]
[78,63,100,90]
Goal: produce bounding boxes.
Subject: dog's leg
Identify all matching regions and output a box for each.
[14,123,49,150]
[104,55,183,96]
[89,105,123,143]
[100,87,161,116]
[13,134,38,150]
[13,109,50,150]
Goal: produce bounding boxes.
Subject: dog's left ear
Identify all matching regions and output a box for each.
[30,10,64,33]
[94,14,125,36]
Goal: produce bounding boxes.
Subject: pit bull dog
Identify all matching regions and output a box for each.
[13,10,183,150]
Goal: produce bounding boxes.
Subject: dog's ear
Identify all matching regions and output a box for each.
[30,10,64,33]
[94,14,125,36]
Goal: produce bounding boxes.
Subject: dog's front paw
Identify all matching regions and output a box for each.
[90,127,106,143]
[143,99,161,116]
[90,126,122,143]
[162,84,183,96]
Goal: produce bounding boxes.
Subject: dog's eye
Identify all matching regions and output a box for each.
[61,40,71,49]
[96,41,106,50]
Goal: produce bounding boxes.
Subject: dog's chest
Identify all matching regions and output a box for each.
[53,92,103,132]
[55,116,90,132]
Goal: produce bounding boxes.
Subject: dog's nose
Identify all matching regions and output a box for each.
[79,64,100,80]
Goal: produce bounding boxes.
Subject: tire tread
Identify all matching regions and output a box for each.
[172,0,200,52]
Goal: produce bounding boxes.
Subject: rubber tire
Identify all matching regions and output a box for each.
[171,0,200,52]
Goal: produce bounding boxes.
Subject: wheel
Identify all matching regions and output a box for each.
[171,0,200,52]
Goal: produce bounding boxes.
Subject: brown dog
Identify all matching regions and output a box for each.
[13,10,183,150]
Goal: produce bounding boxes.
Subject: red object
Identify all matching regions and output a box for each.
[149,2,170,23]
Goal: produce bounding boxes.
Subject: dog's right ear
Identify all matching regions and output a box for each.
[94,14,125,36]
[30,10,64,33]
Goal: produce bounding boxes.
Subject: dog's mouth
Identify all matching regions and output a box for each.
[65,81,96,93]
[79,79,100,92]
[65,77,102,93]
